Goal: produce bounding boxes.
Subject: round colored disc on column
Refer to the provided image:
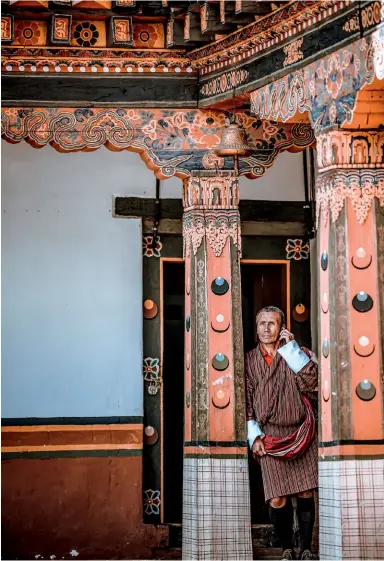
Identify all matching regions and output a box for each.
[212,353,229,371]
[211,277,229,295]
[321,251,328,271]
[356,380,376,401]
[352,291,373,313]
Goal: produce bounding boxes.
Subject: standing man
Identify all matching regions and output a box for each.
[245,306,318,561]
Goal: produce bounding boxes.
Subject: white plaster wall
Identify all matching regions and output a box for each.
[1,143,150,418]
[1,143,304,418]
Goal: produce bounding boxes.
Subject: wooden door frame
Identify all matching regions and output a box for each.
[159,257,184,523]
[240,259,291,331]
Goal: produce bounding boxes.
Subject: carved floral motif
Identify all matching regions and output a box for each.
[143,489,161,515]
[343,14,359,33]
[183,210,241,258]
[361,1,383,29]
[251,31,384,132]
[343,1,382,33]
[14,20,46,46]
[143,235,162,257]
[316,170,384,225]
[133,23,164,48]
[143,357,161,395]
[1,108,314,179]
[200,69,249,97]
[183,176,241,257]
[285,239,309,260]
[72,21,103,48]
[283,38,304,67]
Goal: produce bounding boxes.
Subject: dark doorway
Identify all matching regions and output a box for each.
[241,261,289,524]
[162,260,185,523]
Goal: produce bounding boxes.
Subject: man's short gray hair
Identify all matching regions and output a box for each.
[256,306,285,328]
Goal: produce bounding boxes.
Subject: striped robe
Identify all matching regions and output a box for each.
[245,343,318,501]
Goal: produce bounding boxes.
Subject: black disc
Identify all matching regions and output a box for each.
[356,380,376,401]
[352,292,373,313]
[211,277,229,295]
[212,353,229,371]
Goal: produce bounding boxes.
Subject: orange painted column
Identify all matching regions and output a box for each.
[182,172,252,560]
[316,130,384,560]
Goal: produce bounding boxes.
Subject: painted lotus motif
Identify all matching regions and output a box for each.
[144,489,161,515]
[143,357,160,395]
[143,235,162,257]
[286,239,310,260]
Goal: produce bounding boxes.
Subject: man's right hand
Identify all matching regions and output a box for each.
[252,436,266,457]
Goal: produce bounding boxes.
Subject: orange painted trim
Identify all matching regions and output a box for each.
[347,201,383,440]
[207,241,235,442]
[319,218,332,442]
[2,424,142,432]
[1,425,143,448]
[319,443,384,457]
[2,443,143,453]
[184,253,192,445]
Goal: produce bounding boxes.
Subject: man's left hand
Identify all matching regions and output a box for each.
[279,328,294,345]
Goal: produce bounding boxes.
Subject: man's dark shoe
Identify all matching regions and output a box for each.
[299,550,315,560]
[281,549,296,560]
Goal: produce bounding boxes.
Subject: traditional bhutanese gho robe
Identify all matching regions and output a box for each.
[245,341,318,501]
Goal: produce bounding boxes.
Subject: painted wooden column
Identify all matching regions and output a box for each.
[182,172,252,560]
[316,130,384,560]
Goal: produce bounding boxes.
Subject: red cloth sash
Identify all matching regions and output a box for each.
[262,396,315,460]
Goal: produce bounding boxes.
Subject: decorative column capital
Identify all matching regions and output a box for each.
[316,130,384,171]
[182,173,242,258]
[316,130,384,226]
[182,173,239,210]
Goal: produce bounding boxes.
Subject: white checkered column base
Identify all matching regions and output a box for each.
[319,459,384,560]
[182,457,253,560]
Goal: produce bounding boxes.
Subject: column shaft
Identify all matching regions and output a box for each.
[316,130,384,559]
[182,174,252,560]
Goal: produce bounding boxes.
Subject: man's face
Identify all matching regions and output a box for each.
[256,311,281,344]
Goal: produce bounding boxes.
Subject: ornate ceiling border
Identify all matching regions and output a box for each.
[316,130,384,225]
[1,107,314,179]
[198,1,383,108]
[250,28,384,134]
[2,47,193,74]
[188,0,347,73]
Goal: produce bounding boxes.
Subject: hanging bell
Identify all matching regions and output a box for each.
[215,123,253,157]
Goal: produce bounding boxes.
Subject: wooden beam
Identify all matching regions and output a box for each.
[200,2,235,34]
[217,0,256,26]
[113,197,309,223]
[235,0,272,15]
[184,10,214,42]
[140,217,305,236]
[1,75,198,107]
